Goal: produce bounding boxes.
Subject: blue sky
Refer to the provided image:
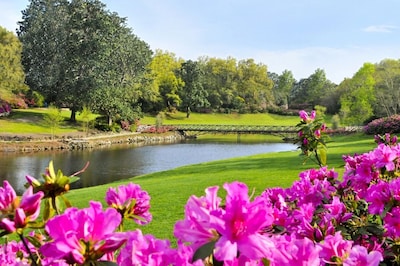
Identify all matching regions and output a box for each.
[1,0,399,83]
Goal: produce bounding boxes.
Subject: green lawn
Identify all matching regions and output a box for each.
[140,111,301,126]
[0,108,96,134]
[1,108,302,135]
[66,133,375,242]
[1,108,375,242]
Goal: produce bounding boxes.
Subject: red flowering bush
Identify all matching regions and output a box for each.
[364,115,400,135]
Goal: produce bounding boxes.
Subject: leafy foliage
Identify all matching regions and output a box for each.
[364,114,400,135]
[0,26,28,103]
[18,0,151,121]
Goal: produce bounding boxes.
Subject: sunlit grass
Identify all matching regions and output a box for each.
[67,133,375,241]
[140,111,300,126]
[0,108,97,134]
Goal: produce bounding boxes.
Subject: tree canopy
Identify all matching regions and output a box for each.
[17,0,152,121]
[0,26,28,105]
[2,0,399,128]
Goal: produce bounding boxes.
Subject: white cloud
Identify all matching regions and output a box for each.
[363,25,398,33]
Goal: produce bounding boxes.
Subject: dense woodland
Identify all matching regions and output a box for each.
[1,0,400,128]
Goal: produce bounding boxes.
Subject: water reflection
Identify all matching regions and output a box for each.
[0,140,296,194]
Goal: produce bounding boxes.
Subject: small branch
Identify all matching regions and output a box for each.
[19,233,38,266]
[71,161,90,177]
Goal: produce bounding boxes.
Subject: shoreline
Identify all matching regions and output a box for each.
[0,131,186,153]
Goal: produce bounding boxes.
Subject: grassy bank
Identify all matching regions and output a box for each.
[66,133,375,242]
[1,108,301,136]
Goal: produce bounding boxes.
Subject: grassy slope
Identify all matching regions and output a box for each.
[67,133,375,241]
[140,112,301,126]
[2,108,375,241]
[1,109,301,134]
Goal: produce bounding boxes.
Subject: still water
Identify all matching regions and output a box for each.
[0,140,296,194]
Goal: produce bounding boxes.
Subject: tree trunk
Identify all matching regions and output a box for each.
[70,108,77,122]
[108,116,113,126]
[186,106,191,118]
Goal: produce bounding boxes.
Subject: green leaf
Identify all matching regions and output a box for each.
[25,235,42,248]
[92,261,119,266]
[192,241,216,262]
[318,147,327,166]
[61,195,73,208]
[27,221,45,229]
[48,161,56,179]
[43,199,53,221]
[68,176,80,184]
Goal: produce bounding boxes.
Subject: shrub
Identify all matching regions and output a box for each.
[364,115,400,135]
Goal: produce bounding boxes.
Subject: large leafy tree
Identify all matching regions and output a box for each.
[340,63,376,124]
[18,0,151,121]
[374,59,400,117]
[271,70,295,108]
[17,0,69,105]
[144,50,184,113]
[178,60,209,117]
[290,69,335,110]
[236,59,274,112]
[200,57,238,112]
[0,26,28,103]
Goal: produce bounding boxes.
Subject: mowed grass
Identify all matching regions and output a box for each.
[2,108,374,242]
[66,133,376,242]
[1,108,300,134]
[0,108,97,134]
[140,111,301,126]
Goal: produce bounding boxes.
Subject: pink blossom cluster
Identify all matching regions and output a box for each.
[364,114,400,135]
[296,110,328,166]
[4,138,400,264]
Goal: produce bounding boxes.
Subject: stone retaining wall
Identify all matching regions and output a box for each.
[0,132,186,153]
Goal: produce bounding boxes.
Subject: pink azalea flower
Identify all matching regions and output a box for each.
[372,144,397,171]
[210,182,275,261]
[40,201,126,264]
[174,186,221,250]
[343,245,383,266]
[365,180,391,215]
[383,206,400,239]
[324,196,352,223]
[319,231,353,263]
[117,229,202,265]
[269,234,321,266]
[0,240,31,265]
[299,110,316,123]
[0,182,44,233]
[0,181,16,211]
[105,182,152,225]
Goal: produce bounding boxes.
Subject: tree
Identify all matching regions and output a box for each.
[271,70,295,108]
[236,59,274,112]
[340,63,376,124]
[18,0,69,105]
[199,56,238,112]
[178,60,209,118]
[374,59,400,117]
[0,26,28,103]
[144,50,184,112]
[90,86,141,127]
[43,104,64,139]
[290,69,335,110]
[18,0,151,121]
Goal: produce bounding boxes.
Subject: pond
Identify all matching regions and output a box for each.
[0,140,296,194]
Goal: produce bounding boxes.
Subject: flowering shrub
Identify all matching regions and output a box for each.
[364,115,400,135]
[295,110,329,166]
[0,102,11,117]
[2,111,400,265]
[0,147,395,265]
